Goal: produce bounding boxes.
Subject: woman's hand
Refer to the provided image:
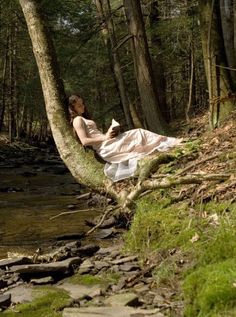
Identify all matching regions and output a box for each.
[105,126,117,140]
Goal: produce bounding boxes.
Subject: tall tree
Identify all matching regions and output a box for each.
[123,0,168,134]
[18,0,107,192]
[94,0,133,129]
[148,0,169,122]
[199,0,236,128]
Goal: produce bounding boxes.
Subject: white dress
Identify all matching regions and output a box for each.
[80,117,182,182]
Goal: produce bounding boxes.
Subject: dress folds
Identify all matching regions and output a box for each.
[80,117,182,182]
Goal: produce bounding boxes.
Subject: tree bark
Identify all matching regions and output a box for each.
[94,0,133,129]
[123,0,168,135]
[220,0,236,87]
[199,0,236,128]
[0,30,9,132]
[18,0,107,192]
[149,1,169,122]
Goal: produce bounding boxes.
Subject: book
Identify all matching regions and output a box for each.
[111,118,120,135]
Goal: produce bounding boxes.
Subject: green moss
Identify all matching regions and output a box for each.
[184,259,236,317]
[190,202,236,267]
[1,287,70,317]
[68,272,120,286]
[174,139,201,158]
[124,194,193,256]
[124,196,236,315]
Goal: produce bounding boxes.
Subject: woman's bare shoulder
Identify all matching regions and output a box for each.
[73,116,85,127]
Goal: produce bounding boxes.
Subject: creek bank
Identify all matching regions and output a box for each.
[0,235,177,316]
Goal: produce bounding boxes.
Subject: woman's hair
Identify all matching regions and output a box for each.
[68,94,91,123]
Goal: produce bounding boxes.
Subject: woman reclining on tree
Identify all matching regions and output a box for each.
[68,94,182,182]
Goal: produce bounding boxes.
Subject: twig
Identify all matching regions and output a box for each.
[50,209,96,220]
[176,153,221,176]
[86,206,120,236]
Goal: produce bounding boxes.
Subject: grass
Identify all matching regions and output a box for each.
[124,193,236,316]
[184,259,236,317]
[68,272,120,286]
[0,287,70,317]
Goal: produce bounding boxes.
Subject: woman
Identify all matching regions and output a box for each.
[69,94,182,182]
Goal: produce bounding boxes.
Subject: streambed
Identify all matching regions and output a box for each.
[0,149,101,259]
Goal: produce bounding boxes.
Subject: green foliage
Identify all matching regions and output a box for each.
[184,259,236,317]
[124,194,192,256]
[1,287,70,317]
[193,203,236,267]
[124,195,236,315]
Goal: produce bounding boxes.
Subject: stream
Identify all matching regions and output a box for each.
[0,147,101,259]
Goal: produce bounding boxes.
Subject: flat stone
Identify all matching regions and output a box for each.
[94,261,110,270]
[119,263,140,272]
[110,256,138,265]
[104,292,140,307]
[77,245,100,257]
[10,257,81,274]
[0,257,32,269]
[96,245,120,256]
[78,259,94,274]
[0,294,11,309]
[4,285,33,304]
[63,307,161,317]
[111,276,127,292]
[94,228,114,239]
[30,276,54,285]
[57,282,103,300]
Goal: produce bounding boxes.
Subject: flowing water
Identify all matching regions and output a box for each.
[0,155,101,259]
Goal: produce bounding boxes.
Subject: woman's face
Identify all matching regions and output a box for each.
[74,96,85,115]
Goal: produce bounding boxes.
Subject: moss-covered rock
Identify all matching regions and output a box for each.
[0,287,70,317]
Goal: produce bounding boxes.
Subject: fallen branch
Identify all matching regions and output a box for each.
[123,173,231,208]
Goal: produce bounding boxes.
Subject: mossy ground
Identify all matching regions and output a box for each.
[124,193,236,316]
[68,272,120,286]
[0,287,70,317]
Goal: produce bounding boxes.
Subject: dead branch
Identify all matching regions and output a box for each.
[85,205,121,236]
[177,153,221,176]
[123,173,232,208]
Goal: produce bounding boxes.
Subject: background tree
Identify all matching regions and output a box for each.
[94,0,133,129]
[199,0,236,128]
[123,0,168,134]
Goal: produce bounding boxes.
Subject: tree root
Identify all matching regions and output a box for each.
[122,173,232,208]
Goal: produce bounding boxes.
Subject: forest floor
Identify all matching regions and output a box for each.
[0,112,236,317]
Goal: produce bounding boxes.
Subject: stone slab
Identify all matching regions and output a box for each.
[57,282,103,299]
[104,292,139,307]
[0,257,32,269]
[10,257,81,274]
[63,307,162,317]
[4,285,33,304]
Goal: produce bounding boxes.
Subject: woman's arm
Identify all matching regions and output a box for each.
[73,116,113,146]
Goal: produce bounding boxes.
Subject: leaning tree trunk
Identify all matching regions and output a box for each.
[18,0,107,193]
[199,0,236,128]
[123,0,168,135]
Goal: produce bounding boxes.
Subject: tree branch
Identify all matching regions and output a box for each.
[123,173,232,208]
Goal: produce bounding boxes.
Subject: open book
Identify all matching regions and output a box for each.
[111,118,120,135]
